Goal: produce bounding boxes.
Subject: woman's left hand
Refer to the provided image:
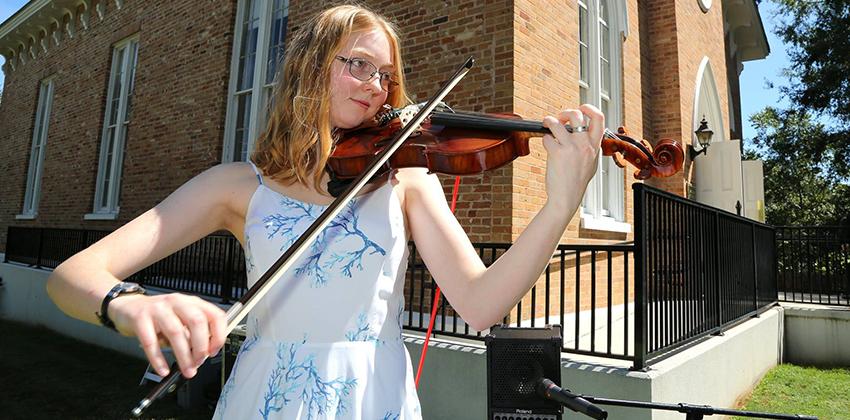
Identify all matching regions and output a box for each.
[540,104,605,212]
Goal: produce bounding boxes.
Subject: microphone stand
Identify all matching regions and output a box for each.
[539,378,817,420]
[580,395,818,420]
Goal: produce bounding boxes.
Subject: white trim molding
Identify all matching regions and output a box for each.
[692,57,726,152]
[90,34,139,217]
[21,77,56,218]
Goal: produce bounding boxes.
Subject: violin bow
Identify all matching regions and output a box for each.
[130,56,476,417]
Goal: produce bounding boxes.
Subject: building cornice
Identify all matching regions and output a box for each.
[0,0,122,73]
[722,0,770,62]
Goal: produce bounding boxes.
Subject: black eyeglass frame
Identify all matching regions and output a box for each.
[334,55,399,93]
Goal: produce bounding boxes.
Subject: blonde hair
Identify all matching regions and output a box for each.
[250,5,408,189]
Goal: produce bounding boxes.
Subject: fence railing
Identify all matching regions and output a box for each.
[4,184,781,369]
[776,226,850,306]
[403,242,637,364]
[3,227,249,303]
[634,183,778,368]
[4,227,110,269]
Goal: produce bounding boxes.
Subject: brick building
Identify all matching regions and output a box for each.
[0,0,768,251]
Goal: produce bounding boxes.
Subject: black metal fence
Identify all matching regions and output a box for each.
[4,184,781,369]
[776,226,850,306]
[4,227,110,269]
[634,183,777,368]
[403,242,637,364]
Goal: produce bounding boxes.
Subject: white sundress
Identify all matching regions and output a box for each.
[214,163,422,420]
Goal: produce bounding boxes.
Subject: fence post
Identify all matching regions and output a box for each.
[221,240,234,304]
[36,228,45,268]
[713,211,723,334]
[3,227,9,263]
[633,184,647,370]
[752,224,759,315]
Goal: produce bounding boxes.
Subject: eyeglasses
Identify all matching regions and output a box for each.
[335,56,399,93]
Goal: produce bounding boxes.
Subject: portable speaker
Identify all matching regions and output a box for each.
[485,324,563,420]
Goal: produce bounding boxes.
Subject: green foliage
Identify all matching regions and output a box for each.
[768,0,850,178]
[747,107,849,226]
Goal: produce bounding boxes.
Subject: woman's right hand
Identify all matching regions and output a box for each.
[108,293,227,378]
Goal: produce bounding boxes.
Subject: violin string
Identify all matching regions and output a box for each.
[429,111,659,165]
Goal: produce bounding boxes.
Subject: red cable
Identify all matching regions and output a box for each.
[415,176,460,388]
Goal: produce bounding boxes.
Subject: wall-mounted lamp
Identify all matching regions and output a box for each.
[689,116,714,160]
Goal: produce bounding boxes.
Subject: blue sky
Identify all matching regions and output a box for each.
[1,1,789,142]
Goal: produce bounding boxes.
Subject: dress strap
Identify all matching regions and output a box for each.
[247,161,264,185]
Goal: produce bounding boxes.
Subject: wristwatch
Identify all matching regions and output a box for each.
[96,282,146,332]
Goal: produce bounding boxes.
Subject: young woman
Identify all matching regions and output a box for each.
[46,5,604,419]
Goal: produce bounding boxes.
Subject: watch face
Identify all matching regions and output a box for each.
[118,282,144,293]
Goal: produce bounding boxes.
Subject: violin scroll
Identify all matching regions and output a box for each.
[603,127,684,180]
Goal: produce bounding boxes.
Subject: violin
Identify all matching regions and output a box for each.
[328,104,684,186]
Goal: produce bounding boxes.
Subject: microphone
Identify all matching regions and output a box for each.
[537,378,608,420]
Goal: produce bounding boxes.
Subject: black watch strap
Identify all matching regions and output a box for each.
[96,282,146,332]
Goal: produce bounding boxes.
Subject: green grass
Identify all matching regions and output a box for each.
[735,364,850,420]
[0,318,215,419]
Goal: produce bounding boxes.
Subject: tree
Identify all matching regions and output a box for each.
[770,0,850,177]
[746,107,849,226]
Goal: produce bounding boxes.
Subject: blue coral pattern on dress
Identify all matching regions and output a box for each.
[345,312,382,344]
[260,337,357,420]
[214,170,421,419]
[244,232,256,274]
[262,198,386,287]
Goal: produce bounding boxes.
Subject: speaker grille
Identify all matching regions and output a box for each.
[492,343,545,399]
[486,325,562,417]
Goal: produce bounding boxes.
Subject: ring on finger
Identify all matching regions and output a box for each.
[570,125,588,133]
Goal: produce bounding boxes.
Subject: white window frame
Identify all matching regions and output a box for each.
[87,35,139,220]
[579,0,630,233]
[17,77,56,220]
[222,0,289,163]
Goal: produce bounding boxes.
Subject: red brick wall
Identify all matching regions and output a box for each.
[0,0,236,249]
[643,0,731,196]
[0,0,734,254]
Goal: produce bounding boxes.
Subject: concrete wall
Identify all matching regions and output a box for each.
[783,303,850,367]
[404,308,785,420]
[647,308,783,420]
[0,257,147,359]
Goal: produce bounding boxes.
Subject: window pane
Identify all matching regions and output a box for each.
[266,0,288,85]
[234,92,253,162]
[601,97,609,125]
[580,85,588,105]
[125,42,139,122]
[238,0,260,91]
[109,48,125,125]
[579,4,588,84]
[600,23,610,96]
[101,128,115,209]
[601,159,610,215]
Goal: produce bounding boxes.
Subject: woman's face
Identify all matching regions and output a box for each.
[329,29,393,129]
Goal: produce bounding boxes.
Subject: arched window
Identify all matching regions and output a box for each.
[579,0,629,232]
[223,0,289,163]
